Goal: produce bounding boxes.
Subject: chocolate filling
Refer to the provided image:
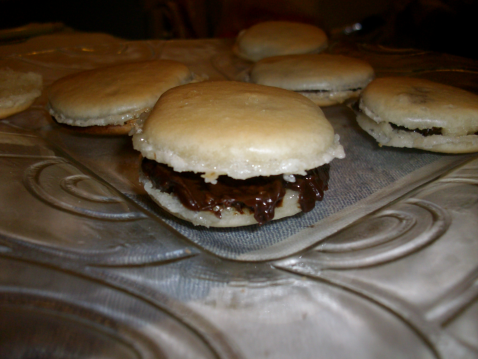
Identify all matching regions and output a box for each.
[142,159,330,225]
[390,123,478,136]
[390,123,442,136]
[353,103,478,136]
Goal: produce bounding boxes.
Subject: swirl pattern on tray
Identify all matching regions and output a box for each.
[1,39,478,358]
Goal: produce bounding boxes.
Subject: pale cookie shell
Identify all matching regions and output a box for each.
[47,60,193,127]
[133,81,344,181]
[298,89,363,107]
[233,21,328,62]
[356,112,478,154]
[360,77,478,137]
[0,69,42,119]
[251,54,374,91]
[250,54,374,106]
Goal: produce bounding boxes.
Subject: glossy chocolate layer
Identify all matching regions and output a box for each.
[142,159,330,225]
[390,123,442,136]
[390,123,478,136]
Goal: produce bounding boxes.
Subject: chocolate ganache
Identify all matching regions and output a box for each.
[142,159,330,225]
[390,123,478,136]
[390,123,442,136]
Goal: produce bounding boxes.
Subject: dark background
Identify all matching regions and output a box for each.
[1,0,477,59]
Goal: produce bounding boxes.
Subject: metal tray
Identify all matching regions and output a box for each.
[1,38,478,359]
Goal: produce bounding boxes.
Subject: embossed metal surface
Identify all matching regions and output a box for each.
[1,39,477,358]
